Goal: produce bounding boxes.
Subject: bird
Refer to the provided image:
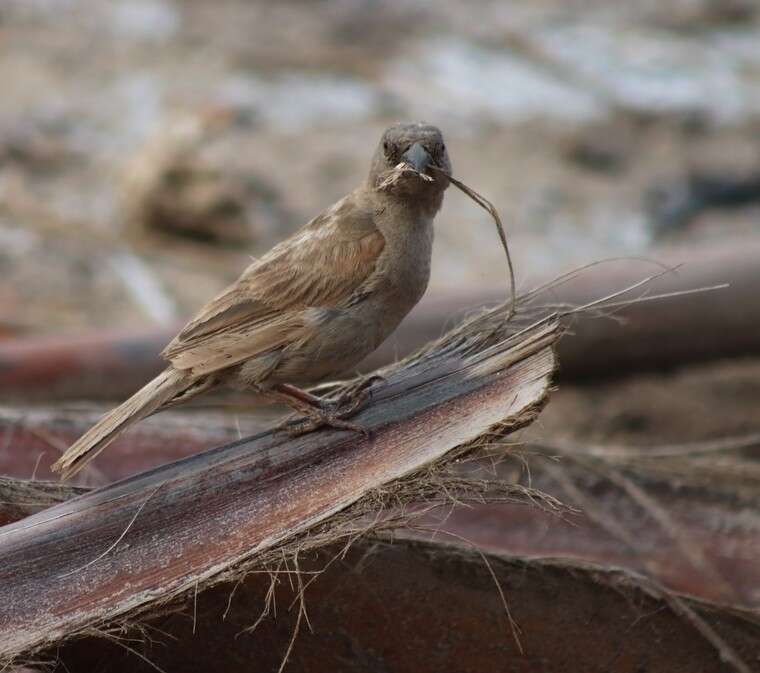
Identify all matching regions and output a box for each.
[52,122,452,480]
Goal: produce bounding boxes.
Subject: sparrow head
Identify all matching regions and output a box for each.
[369,122,451,197]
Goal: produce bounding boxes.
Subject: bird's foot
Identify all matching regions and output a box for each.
[330,374,385,410]
[272,376,384,437]
[284,407,369,437]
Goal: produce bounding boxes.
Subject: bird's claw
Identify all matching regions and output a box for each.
[276,375,384,438]
[285,410,370,438]
[332,374,385,408]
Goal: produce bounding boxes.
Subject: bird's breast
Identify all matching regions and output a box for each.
[373,219,434,324]
[265,219,435,385]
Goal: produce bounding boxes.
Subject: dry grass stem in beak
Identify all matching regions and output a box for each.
[377,163,435,191]
[431,165,517,319]
[395,162,434,182]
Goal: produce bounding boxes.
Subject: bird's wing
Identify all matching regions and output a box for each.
[162,195,385,376]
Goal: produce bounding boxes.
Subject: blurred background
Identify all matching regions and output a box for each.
[3,0,760,640]
[2,0,760,334]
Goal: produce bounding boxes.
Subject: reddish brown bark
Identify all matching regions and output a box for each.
[54,539,760,673]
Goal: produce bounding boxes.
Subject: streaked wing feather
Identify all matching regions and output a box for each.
[167,313,300,375]
[162,195,384,375]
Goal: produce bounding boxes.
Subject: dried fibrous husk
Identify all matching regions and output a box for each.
[0,297,560,665]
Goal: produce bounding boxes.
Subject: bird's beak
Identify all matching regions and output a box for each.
[402,142,431,174]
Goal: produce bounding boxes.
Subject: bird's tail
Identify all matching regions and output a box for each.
[52,367,191,480]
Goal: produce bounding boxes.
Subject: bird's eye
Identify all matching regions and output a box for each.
[383,141,391,155]
[440,143,446,153]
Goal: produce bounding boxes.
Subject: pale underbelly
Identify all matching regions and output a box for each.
[240,227,433,387]
[269,287,424,385]
[267,313,396,383]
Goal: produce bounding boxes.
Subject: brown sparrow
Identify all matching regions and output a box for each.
[53,122,452,479]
